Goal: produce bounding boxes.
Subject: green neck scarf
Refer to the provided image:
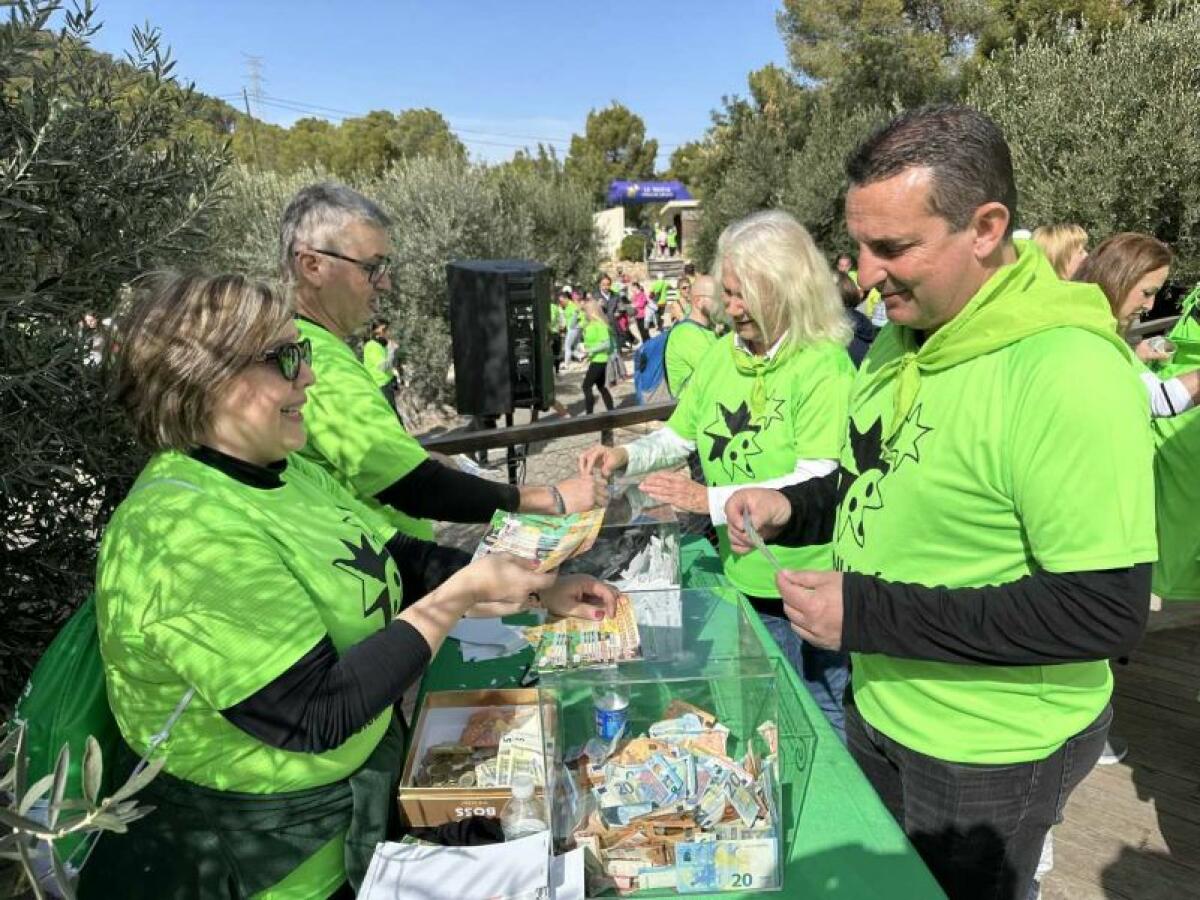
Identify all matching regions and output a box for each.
[730,334,794,416]
[865,240,1129,444]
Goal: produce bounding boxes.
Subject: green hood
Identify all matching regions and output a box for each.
[862,240,1129,443]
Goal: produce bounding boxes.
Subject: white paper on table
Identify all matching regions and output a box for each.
[549,847,585,900]
[357,832,551,900]
[449,617,529,661]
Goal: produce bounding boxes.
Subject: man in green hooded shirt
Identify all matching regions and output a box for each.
[726,107,1156,900]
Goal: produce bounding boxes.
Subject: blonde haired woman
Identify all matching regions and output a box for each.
[1032,223,1089,279]
[578,210,855,739]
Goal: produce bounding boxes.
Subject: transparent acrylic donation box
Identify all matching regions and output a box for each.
[534,588,816,896]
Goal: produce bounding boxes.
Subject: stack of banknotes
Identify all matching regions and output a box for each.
[414,705,548,789]
[571,699,781,894]
[522,593,642,671]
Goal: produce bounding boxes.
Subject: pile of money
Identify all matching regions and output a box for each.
[523,593,642,671]
[570,699,780,894]
[414,705,549,789]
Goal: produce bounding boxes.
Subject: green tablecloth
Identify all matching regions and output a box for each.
[419,536,944,899]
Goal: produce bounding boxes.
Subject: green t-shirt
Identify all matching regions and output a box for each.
[838,326,1157,763]
[1146,325,1200,600]
[583,319,611,363]
[564,300,580,330]
[361,338,392,389]
[298,318,434,542]
[650,279,670,305]
[96,451,404,896]
[664,320,716,398]
[667,334,854,598]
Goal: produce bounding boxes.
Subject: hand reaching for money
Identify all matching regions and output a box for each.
[538,574,620,621]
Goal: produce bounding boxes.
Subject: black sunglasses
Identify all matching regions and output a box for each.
[303,247,393,287]
[259,338,312,381]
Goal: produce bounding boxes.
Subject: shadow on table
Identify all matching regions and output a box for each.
[787,842,947,898]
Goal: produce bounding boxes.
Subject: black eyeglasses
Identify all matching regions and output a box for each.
[302,248,393,287]
[259,338,312,381]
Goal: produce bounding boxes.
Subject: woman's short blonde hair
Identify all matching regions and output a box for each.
[1031,223,1089,278]
[107,272,293,452]
[712,211,850,350]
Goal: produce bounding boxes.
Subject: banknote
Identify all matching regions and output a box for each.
[674,840,718,893]
[714,838,779,891]
[743,510,785,574]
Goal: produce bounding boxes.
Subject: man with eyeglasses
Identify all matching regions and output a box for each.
[282,183,603,545]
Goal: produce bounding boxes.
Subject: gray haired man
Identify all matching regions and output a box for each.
[282,183,603,543]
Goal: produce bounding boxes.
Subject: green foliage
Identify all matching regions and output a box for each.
[0,0,229,709]
[780,99,892,254]
[224,106,466,178]
[777,0,986,108]
[969,5,1200,274]
[1,722,163,899]
[564,102,658,208]
[619,233,648,262]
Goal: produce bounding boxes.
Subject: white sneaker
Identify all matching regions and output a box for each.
[1098,735,1128,765]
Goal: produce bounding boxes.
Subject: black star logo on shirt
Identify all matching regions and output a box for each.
[835,417,891,549]
[704,400,764,480]
[888,403,933,472]
[333,530,394,624]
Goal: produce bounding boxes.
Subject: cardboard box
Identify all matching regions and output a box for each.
[397,688,553,827]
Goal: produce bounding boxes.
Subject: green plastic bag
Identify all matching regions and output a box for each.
[12,594,120,860]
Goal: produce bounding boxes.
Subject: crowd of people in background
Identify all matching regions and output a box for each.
[70,103,1199,900]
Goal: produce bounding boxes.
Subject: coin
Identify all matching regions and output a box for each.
[457,772,477,787]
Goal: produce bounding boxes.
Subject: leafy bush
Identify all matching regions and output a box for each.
[0,2,228,710]
[619,233,647,262]
[969,6,1200,276]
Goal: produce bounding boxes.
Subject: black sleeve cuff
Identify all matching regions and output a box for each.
[375,458,520,523]
[774,470,841,547]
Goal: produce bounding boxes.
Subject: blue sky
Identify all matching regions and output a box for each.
[83,0,791,170]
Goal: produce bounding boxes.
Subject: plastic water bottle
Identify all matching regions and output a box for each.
[500,773,547,841]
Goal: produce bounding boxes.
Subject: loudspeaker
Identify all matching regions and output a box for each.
[446,259,555,416]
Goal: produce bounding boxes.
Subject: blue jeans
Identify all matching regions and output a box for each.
[757,610,849,743]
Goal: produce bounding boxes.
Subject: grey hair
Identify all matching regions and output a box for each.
[278,183,392,281]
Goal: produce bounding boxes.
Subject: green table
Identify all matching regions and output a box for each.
[419,536,944,899]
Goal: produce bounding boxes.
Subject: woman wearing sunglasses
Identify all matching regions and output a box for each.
[82,273,617,899]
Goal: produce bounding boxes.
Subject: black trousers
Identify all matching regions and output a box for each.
[634,317,651,343]
[582,361,613,414]
[846,698,1111,900]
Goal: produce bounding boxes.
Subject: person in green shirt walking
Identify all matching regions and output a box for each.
[83,272,617,900]
[579,298,614,414]
[578,211,855,738]
[279,184,604,545]
[726,106,1156,900]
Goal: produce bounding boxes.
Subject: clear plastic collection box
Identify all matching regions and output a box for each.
[532,588,815,896]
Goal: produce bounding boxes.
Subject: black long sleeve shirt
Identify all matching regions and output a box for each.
[772,474,1150,666]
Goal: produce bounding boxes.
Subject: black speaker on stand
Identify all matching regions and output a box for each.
[446,259,555,483]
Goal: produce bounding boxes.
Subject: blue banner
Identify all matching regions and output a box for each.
[606,180,694,204]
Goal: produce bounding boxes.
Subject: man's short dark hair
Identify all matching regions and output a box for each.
[845,105,1017,238]
[683,263,696,276]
